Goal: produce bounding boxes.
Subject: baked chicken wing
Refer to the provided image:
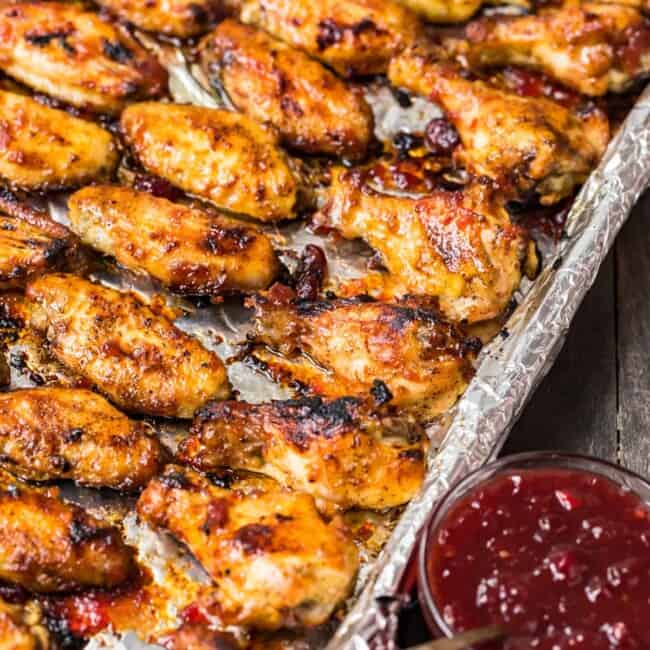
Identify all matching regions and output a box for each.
[199,20,373,159]
[248,289,478,417]
[396,0,528,23]
[0,469,135,593]
[22,274,230,418]
[237,0,421,77]
[0,90,118,192]
[68,185,279,295]
[388,47,610,204]
[0,2,167,114]
[459,3,650,96]
[137,465,359,629]
[0,599,50,650]
[178,396,426,510]
[121,103,298,221]
[0,387,164,491]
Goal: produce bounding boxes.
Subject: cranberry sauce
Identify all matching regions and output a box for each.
[425,467,650,649]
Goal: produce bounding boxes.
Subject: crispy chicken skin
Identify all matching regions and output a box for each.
[178,396,427,510]
[68,186,279,295]
[121,103,298,221]
[0,387,164,491]
[200,20,374,159]
[459,3,650,96]
[0,2,167,114]
[0,469,135,593]
[23,274,231,418]
[249,289,478,417]
[0,599,50,650]
[238,0,421,77]
[96,0,224,37]
[137,465,359,630]
[317,168,533,323]
[0,90,118,192]
[388,47,610,204]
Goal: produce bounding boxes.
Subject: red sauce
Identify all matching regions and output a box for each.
[426,468,650,649]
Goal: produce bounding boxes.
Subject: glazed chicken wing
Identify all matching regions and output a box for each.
[68,185,279,295]
[396,0,528,23]
[0,387,164,491]
[0,2,167,114]
[459,3,650,96]
[389,47,610,204]
[137,465,359,629]
[121,103,298,221]
[22,274,230,418]
[199,20,373,159]
[248,289,478,418]
[238,0,421,77]
[0,469,135,593]
[178,396,427,510]
[0,90,118,192]
[0,599,50,650]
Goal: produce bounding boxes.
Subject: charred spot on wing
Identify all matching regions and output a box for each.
[398,448,424,462]
[101,38,134,64]
[69,517,110,545]
[206,468,237,489]
[234,523,273,555]
[370,379,393,407]
[316,19,344,50]
[158,470,193,490]
[25,30,74,55]
[202,224,254,255]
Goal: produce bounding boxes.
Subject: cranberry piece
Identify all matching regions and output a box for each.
[424,118,460,155]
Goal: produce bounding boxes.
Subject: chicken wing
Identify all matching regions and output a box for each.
[0,468,135,593]
[396,0,529,23]
[388,46,610,204]
[159,624,238,650]
[0,387,164,490]
[137,465,359,629]
[237,0,421,77]
[248,289,478,417]
[0,599,50,650]
[0,2,167,114]
[458,3,650,96]
[0,90,118,192]
[178,396,426,510]
[68,185,279,295]
[96,0,224,37]
[121,103,298,221]
[199,20,373,159]
[23,274,230,418]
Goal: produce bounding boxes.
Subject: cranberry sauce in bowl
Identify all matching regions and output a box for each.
[418,453,650,650]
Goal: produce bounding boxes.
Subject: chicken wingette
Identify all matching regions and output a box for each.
[0,2,167,114]
[389,46,610,204]
[0,387,164,491]
[395,0,528,23]
[22,274,230,418]
[68,186,279,295]
[0,90,118,192]
[237,0,421,77]
[178,396,426,510]
[121,103,298,221]
[249,290,478,417]
[137,465,359,629]
[0,469,135,593]
[199,19,373,159]
[0,599,50,650]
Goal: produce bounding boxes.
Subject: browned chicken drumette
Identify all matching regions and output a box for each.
[248,288,478,418]
[178,396,427,510]
[457,2,650,96]
[0,2,167,114]
[121,103,299,221]
[389,46,610,204]
[20,274,230,418]
[0,469,135,593]
[68,185,280,295]
[0,387,164,491]
[137,465,359,630]
[199,19,374,159]
[0,598,50,650]
[237,0,421,77]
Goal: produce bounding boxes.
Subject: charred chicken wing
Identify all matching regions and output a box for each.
[68,185,279,295]
[121,103,298,221]
[23,274,230,418]
[199,19,374,159]
[0,90,118,192]
[178,396,427,510]
[249,290,477,417]
[0,469,135,593]
[238,0,421,77]
[137,465,359,629]
[0,599,50,650]
[0,387,164,491]
[389,47,610,203]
